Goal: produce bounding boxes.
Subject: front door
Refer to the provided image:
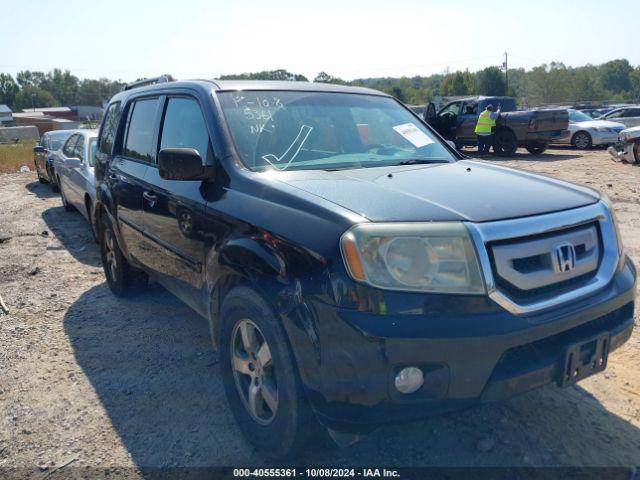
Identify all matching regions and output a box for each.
[141,95,211,306]
[457,101,479,142]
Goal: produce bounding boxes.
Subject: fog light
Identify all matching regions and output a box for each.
[394,367,424,394]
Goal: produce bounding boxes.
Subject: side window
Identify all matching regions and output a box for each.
[123,98,159,162]
[73,135,85,161]
[627,108,640,117]
[439,102,461,116]
[159,97,210,159]
[607,110,625,119]
[63,135,78,158]
[98,102,121,155]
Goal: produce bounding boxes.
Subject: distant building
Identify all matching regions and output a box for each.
[12,112,80,135]
[21,105,104,122]
[0,104,12,125]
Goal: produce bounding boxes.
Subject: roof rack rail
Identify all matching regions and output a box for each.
[122,75,172,91]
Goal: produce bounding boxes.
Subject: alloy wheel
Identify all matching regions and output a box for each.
[231,319,278,425]
[574,133,590,149]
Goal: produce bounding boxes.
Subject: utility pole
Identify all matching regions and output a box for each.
[502,52,509,95]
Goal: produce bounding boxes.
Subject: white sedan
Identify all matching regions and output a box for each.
[555,109,626,149]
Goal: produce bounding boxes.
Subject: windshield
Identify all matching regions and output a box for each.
[568,110,593,123]
[218,91,455,171]
[49,132,73,150]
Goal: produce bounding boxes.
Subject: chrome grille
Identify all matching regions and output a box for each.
[465,202,620,315]
[490,224,600,292]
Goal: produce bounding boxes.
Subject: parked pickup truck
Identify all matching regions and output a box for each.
[95,79,635,457]
[423,96,569,155]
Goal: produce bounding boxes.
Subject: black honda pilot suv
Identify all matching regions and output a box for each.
[94,78,636,457]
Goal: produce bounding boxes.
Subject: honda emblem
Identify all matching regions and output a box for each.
[553,244,576,274]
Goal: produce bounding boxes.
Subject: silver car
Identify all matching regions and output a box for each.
[555,109,626,149]
[53,130,99,239]
[599,106,640,128]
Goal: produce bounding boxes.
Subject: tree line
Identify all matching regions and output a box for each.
[0,69,123,110]
[1,59,638,112]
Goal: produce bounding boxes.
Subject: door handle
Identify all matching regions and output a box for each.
[143,191,158,204]
[108,173,118,181]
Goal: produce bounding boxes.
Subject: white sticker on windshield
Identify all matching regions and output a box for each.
[392,123,434,148]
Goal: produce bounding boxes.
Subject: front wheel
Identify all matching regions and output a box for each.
[634,141,640,163]
[99,216,148,297]
[525,143,547,155]
[220,286,318,458]
[572,131,592,150]
[493,129,518,156]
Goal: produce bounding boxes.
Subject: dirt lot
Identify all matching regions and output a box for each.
[0,148,639,475]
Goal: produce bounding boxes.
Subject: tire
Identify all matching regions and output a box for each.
[99,216,148,297]
[58,177,75,212]
[525,143,547,155]
[493,129,518,156]
[85,198,98,243]
[38,174,47,184]
[220,286,318,458]
[634,141,640,164]
[49,168,59,192]
[572,131,592,150]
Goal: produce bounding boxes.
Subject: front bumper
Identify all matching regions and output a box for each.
[591,130,621,145]
[297,258,636,433]
[608,143,637,163]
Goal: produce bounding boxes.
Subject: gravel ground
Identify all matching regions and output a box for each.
[0,148,639,477]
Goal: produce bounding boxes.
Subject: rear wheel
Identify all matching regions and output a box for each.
[634,141,640,164]
[220,286,318,458]
[493,129,518,156]
[100,216,148,297]
[572,131,592,149]
[525,143,547,155]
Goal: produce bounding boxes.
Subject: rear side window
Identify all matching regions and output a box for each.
[159,97,210,159]
[123,98,159,162]
[73,135,85,161]
[98,102,121,155]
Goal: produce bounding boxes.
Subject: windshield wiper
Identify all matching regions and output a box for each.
[393,159,449,166]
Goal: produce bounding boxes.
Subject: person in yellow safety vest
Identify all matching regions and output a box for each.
[475,104,501,155]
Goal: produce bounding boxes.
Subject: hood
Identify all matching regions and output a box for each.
[271,160,599,223]
[620,125,640,141]
[573,119,626,130]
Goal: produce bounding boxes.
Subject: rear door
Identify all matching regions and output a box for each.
[141,95,211,305]
[108,97,161,263]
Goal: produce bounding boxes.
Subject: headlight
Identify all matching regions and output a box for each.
[600,194,625,269]
[595,127,611,133]
[340,223,485,294]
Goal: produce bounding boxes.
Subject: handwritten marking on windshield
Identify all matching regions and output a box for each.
[261,125,313,171]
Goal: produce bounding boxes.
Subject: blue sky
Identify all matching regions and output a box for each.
[2,0,638,82]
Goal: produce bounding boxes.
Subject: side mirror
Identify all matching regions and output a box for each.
[67,158,82,167]
[446,140,457,150]
[158,148,213,181]
[33,145,46,153]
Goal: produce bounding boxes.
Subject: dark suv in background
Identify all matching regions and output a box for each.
[94,78,636,457]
